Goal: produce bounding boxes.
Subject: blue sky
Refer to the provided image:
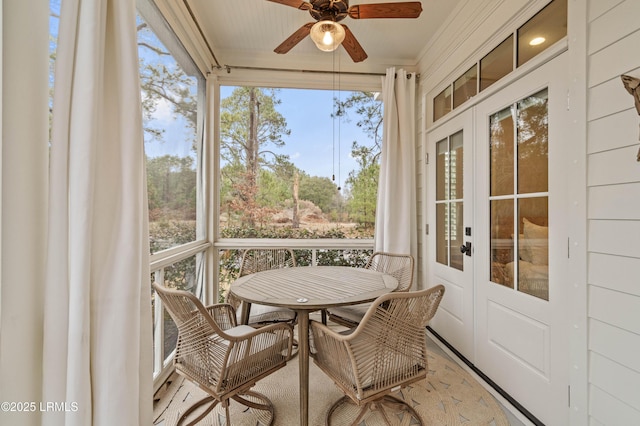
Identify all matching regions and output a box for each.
[220,86,370,190]
[145,85,373,191]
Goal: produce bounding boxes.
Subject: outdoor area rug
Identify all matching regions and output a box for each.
[153,352,510,426]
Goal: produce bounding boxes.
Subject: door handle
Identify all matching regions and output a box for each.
[460,242,472,257]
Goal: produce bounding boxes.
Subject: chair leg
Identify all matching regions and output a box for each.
[180,391,276,425]
[229,390,276,425]
[224,401,231,426]
[326,396,369,426]
[177,395,218,426]
[376,395,423,426]
[326,394,423,426]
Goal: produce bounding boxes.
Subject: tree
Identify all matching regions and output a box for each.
[335,91,383,160]
[299,175,341,215]
[220,87,291,226]
[146,155,196,220]
[344,142,379,227]
[137,20,200,146]
[336,92,383,227]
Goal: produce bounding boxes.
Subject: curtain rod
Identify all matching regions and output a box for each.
[218,64,385,77]
[217,64,419,79]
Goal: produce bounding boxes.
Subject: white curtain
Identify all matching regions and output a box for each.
[375,68,417,261]
[42,0,153,425]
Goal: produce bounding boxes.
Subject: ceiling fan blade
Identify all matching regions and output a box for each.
[266,0,312,10]
[274,23,314,54]
[341,25,368,63]
[348,2,422,19]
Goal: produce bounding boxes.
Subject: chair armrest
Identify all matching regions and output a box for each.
[310,320,361,390]
[310,320,353,342]
[218,322,294,391]
[205,303,237,330]
[222,322,294,360]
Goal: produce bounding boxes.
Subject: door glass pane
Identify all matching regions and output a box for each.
[436,138,449,201]
[480,35,514,92]
[518,89,548,194]
[450,131,464,200]
[488,88,550,300]
[450,202,464,271]
[490,107,514,196]
[436,203,448,266]
[453,65,477,108]
[436,131,465,271]
[517,0,567,67]
[434,86,452,121]
[490,199,514,288]
[518,198,548,300]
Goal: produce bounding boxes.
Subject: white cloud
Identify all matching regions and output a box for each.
[153,98,174,123]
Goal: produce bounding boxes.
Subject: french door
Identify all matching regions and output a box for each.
[475,52,569,425]
[427,52,569,425]
[426,110,474,360]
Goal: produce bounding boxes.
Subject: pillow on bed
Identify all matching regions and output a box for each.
[523,218,548,265]
[517,233,531,262]
[505,260,549,281]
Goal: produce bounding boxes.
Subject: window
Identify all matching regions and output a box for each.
[436,131,464,271]
[217,86,381,297]
[489,89,549,300]
[433,0,567,122]
[136,0,208,382]
[453,65,477,109]
[517,0,568,67]
[480,35,514,92]
[433,86,452,122]
[137,3,206,255]
[219,86,380,240]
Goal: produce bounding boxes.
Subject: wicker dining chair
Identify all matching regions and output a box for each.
[227,248,298,327]
[325,252,414,327]
[153,282,293,426]
[311,285,445,426]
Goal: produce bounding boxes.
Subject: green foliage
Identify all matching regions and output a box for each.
[136,19,200,147]
[335,92,383,226]
[299,174,342,215]
[146,155,197,221]
[149,220,196,253]
[220,87,293,226]
[336,91,383,158]
[344,141,379,227]
[220,87,290,167]
[256,168,291,208]
[149,221,198,295]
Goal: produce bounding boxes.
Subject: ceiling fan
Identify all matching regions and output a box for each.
[268,0,423,62]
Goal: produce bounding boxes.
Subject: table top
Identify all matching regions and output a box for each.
[230,265,398,310]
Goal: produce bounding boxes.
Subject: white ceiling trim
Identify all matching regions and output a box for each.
[152,0,218,75]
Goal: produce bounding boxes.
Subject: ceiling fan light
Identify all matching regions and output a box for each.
[310,20,345,52]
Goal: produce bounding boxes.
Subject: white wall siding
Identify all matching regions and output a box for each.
[589,384,640,426]
[586,0,640,424]
[587,1,640,55]
[587,109,638,154]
